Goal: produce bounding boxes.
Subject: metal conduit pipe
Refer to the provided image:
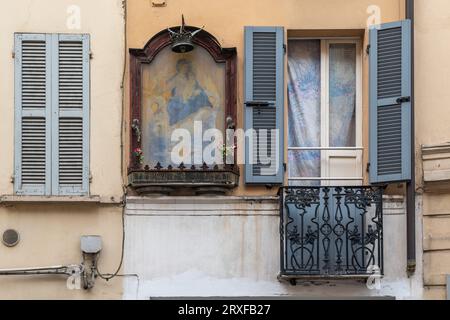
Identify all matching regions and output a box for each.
[405,0,416,275]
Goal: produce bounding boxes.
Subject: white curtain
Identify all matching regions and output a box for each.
[287,40,321,185]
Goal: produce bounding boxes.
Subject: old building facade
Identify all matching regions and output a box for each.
[122,0,421,300]
[0,0,449,300]
[0,0,125,299]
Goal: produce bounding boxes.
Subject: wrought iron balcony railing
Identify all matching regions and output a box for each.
[280,186,383,278]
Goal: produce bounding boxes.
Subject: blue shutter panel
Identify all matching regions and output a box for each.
[52,34,90,195]
[369,20,411,184]
[244,27,284,184]
[14,34,52,195]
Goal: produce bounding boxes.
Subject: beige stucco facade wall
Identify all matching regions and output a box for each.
[3,0,446,300]
[0,0,125,299]
[124,0,405,196]
[415,0,450,300]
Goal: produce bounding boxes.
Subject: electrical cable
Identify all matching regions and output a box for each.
[0,1,130,286]
[95,197,125,281]
[119,0,128,187]
[95,0,128,282]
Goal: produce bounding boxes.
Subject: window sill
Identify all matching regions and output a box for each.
[0,195,122,205]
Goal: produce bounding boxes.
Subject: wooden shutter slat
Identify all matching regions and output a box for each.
[15,34,52,195]
[369,20,412,183]
[15,33,89,196]
[244,27,284,184]
[51,34,90,195]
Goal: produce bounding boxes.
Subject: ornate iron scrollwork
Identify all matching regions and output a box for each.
[280,186,383,277]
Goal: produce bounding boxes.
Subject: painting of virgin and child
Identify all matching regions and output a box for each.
[141,45,225,167]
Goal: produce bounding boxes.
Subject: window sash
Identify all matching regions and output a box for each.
[287,39,362,184]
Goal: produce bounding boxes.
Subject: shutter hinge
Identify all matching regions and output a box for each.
[366,44,371,55]
[366,162,371,173]
[283,44,287,54]
[10,175,15,183]
[12,51,15,59]
[283,163,287,172]
[89,51,93,59]
[89,172,93,183]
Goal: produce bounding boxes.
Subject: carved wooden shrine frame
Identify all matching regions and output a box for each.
[128,27,238,173]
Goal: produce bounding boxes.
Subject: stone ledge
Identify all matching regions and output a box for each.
[125,196,279,216]
[126,195,279,204]
[383,195,405,215]
[125,195,403,217]
[422,142,450,192]
[0,195,122,205]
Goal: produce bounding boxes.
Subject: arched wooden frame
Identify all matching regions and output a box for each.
[128,27,237,171]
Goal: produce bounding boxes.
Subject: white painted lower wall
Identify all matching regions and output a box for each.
[123,195,423,300]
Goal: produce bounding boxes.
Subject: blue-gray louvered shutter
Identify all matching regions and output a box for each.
[244,27,284,184]
[369,20,411,183]
[51,34,90,195]
[14,34,52,195]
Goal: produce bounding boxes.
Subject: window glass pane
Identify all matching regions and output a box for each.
[288,40,321,148]
[287,40,321,184]
[288,150,320,185]
[288,179,321,187]
[329,43,356,147]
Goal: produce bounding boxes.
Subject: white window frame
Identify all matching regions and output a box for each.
[288,38,363,186]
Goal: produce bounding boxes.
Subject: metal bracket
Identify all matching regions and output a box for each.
[366,44,371,55]
[407,259,416,276]
[245,101,270,107]
[396,96,411,104]
[447,275,450,300]
[152,1,166,7]
[131,119,141,143]
[226,116,236,130]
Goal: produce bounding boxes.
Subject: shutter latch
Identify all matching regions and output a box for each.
[396,96,411,104]
[245,101,270,107]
